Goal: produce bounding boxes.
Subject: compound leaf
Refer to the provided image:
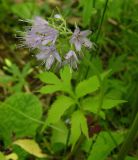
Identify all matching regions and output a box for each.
[75,75,100,98]
[46,96,75,125]
[70,110,88,149]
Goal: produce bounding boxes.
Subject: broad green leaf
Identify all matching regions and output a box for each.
[87,131,124,160]
[46,96,75,125]
[75,75,100,98]
[102,99,126,109]
[70,110,88,149]
[51,120,68,145]
[39,67,72,94]
[60,66,72,94]
[0,93,42,145]
[38,72,61,84]
[40,85,61,94]
[60,66,72,84]
[13,139,47,158]
[81,97,105,119]
[82,97,125,118]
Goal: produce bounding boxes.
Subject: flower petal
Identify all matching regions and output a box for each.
[74,27,80,35]
[80,30,92,37]
[46,55,55,70]
[83,38,92,48]
[54,52,61,62]
[36,53,49,60]
[33,16,48,26]
[74,40,82,51]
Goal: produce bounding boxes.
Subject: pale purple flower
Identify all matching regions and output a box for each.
[64,50,78,69]
[36,46,61,70]
[33,16,49,27]
[22,16,58,49]
[70,27,92,51]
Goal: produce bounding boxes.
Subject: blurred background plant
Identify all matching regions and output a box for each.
[0,0,138,160]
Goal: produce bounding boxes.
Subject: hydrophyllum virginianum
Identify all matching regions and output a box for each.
[19,15,94,70]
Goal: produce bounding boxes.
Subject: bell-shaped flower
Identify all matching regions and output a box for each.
[36,46,61,70]
[70,27,92,51]
[23,16,58,49]
[64,50,78,69]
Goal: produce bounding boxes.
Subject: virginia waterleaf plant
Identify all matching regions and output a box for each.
[7,14,126,159]
[38,65,126,151]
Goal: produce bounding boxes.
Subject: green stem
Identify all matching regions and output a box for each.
[117,112,138,160]
[95,0,109,42]
[85,0,109,78]
[93,0,96,8]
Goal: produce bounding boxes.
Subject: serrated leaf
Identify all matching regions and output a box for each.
[60,66,72,84]
[75,76,100,98]
[46,96,75,125]
[38,72,61,84]
[102,99,126,109]
[39,67,73,94]
[0,93,42,145]
[87,131,124,160]
[82,97,126,116]
[60,66,72,94]
[70,110,88,149]
[13,139,47,158]
[82,97,105,119]
[40,85,61,94]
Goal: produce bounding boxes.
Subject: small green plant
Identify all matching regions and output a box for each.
[0,59,32,93]
[0,0,138,160]
[37,65,126,159]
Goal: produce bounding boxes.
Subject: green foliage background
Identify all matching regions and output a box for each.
[0,0,138,160]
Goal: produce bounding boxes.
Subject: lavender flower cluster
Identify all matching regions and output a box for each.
[21,16,93,70]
